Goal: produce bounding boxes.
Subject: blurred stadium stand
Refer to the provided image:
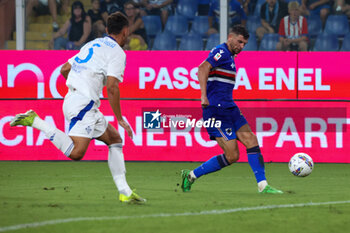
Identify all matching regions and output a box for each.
[152,30,177,50]
[205,33,219,50]
[0,0,15,49]
[190,16,209,37]
[341,33,350,51]
[176,0,198,21]
[259,33,279,51]
[246,15,261,35]
[164,15,189,37]
[143,15,162,38]
[179,33,203,50]
[5,0,91,50]
[307,15,323,39]
[324,15,350,38]
[243,33,258,51]
[3,0,350,51]
[313,33,339,51]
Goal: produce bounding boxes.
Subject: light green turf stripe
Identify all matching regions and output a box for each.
[1,200,350,232]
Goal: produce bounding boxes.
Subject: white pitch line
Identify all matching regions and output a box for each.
[1,200,350,232]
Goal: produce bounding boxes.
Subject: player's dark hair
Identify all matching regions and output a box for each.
[231,25,249,40]
[107,12,129,35]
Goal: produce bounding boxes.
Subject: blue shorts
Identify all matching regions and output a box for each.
[202,105,248,141]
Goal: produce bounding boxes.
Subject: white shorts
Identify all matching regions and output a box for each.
[63,91,108,139]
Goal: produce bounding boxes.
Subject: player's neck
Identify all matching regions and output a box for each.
[109,34,123,47]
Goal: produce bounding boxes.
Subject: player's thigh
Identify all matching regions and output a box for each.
[216,137,239,163]
[236,124,259,149]
[96,123,122,146]
[69,136,91,160]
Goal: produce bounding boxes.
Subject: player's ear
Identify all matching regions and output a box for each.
[227,32,234,40]
[123,26,129,37]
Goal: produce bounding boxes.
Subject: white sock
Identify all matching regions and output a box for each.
[32,117,74,157]
[108,143,132,196]
[189,170,197,182]
[258,180,268,192]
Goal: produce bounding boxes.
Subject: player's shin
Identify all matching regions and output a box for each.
[108,143,132,197]
[247,146,268,191]
[193,154,230,179]
[32,117,74,157]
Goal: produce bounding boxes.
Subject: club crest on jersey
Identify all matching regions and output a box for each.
[225,128,233,136]
[85,126,92,134]
[214,53,222,61]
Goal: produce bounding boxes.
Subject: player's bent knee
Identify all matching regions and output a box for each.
[224,151,239,164]
[240,132,259,148]
[109,133,122,144]
[69,150,85,161]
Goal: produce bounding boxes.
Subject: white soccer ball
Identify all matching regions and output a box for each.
[288,153,314,177]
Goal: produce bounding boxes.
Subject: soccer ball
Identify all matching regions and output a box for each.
[288,153,314,177]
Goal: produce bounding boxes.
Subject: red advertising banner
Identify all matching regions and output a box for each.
[297,52,348,99]
[1,100,349,163]
[1,51,349,100]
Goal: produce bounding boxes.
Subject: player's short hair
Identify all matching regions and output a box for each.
[230,25,249,40]
[107,12,129,35]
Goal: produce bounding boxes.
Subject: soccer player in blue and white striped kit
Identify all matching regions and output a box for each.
[181,25,283,194]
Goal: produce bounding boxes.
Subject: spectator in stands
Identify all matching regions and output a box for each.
[238,0,251,15]
[49,1,91,50]
[208,0,247,35]
[300,0,331,25]
[276,1,308,51]
[26,0,60,31]
[88,0,106,38]
[141,0,173,27]
[100,0,126,22]
[123,1,148,50]
[334,0,350,17]
[256,0,288,41]
[60,0,70,15]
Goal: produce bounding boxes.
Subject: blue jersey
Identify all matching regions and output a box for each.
[206,43,237,108]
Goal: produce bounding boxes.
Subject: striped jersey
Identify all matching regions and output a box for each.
[206,43,237,108]
[278,16,308,39]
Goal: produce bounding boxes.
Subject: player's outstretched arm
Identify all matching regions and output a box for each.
[106,76,133,139]
[60,62,71,80]
[198,61,212,107]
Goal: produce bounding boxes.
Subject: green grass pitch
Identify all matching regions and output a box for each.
[0,162,349,233]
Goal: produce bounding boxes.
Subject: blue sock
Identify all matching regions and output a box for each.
[193,154,230,178]
[247,146,266,183]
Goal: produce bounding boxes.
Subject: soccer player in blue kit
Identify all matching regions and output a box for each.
[181,25,283,194]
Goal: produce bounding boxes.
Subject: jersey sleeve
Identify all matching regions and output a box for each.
[302,17,308,35]
[278,18,285,37]
[206,47,230,68]
[107,52,126,82]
